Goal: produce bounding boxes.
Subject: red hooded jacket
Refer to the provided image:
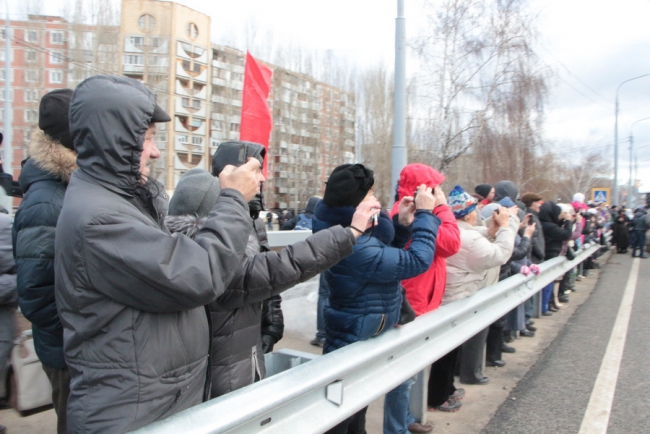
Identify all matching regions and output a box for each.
[390,164,461,315]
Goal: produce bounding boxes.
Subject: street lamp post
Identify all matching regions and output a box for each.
[628,117,650,208]
[391,0,407,205]
[614,74,650,206]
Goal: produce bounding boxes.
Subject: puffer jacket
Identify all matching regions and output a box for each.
[389,164,460,315]
[632,209,649,231]
[55,75,254,434]
[313,201,440,353]
[165,210,356,399]
[0,213,17,375]
[539,201,573,260]
[13,130,77,370]
[443,217,517,305]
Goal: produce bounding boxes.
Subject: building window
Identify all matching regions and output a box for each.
[50,31,64,44]
[1,89,13,101]
[124,54,144,65]
[230,123,239,132]
[182,97,190,108]
[0,50,10,62]
[177,135,188,143]
[27,30,38,42]
[138,14,156,32]
[24,70,37,82]
[191,136,203,145]
[26,50,37,62]
[50,71,63,84]
[151,37,161,47]
[213,120,224,130]
[130,36,144,47]
[24,109,38,122]
[192,99,200,109]
[187,23,199,39]
[50,51,64,64]
[0,70,13,82]
[193,63,201,73]
[24,89,37,102]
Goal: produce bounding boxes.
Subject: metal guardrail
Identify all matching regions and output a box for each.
[132,241,603,434]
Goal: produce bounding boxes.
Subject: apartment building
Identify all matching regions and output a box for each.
[0,0,355,211]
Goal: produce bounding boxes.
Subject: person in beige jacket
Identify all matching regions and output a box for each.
[443,186,518,388]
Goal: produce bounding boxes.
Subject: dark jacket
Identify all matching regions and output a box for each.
[499,234,532,281]
[632,209,649,231]
[538,201,572,260]
[281,196,320,230]
[525,207,545,264]
[313,202,440,353]
[165,210,356,399]
[55,75,254,433]
[13,130,77,369]
[0,213,17,374]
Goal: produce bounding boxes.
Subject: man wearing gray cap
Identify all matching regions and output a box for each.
[54,75,261,433]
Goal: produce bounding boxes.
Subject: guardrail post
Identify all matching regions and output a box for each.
[409,368,429,424]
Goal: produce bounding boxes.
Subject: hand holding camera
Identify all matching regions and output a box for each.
[414,184,436,211]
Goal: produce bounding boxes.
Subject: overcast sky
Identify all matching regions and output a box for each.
[16,0,650,194]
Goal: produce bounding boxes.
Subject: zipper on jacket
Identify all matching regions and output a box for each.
[252,346,262,382]
[374,314,387,336]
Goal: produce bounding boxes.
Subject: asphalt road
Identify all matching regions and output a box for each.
[482,252,647,434]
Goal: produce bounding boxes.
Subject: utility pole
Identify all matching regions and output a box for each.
[614,74,649,206]
[391,0,407,204]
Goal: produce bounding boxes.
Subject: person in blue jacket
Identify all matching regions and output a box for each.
[313,163,441,434]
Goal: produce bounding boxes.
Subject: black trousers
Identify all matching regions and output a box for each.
[325,406,368,434]
[42,365,71,434]
[459,326,489,383]
[486,316,506,362]
[427,347,460,407]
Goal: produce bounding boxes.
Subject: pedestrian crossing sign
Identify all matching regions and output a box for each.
[591,188,610,204]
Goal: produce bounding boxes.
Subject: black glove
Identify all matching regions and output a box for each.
[261,334,277,354]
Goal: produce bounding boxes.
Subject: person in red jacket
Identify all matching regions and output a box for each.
[390,164,461,315]
[390,164,463,414]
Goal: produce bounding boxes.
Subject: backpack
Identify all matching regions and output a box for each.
[293,214,312,231]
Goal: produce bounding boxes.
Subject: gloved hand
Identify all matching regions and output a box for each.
[520,265,531,277]
[530,264,540,275]
[261,334,277,354]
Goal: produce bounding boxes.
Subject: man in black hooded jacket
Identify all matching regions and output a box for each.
[54,75,261,433]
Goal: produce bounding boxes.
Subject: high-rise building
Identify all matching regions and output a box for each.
[0,0,355,211]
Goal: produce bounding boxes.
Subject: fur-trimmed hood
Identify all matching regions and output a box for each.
[27,129,77,183]
[165,214,207,240]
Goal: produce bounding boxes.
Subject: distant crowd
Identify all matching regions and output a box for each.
[0,75,648,434]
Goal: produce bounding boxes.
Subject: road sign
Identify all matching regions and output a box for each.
[591,188,610,204]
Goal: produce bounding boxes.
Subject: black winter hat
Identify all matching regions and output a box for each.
[39,89,74,150]
[323,164,374,208]
[474,183,492,200]
[168,168,220,217]
[211,140,266,177]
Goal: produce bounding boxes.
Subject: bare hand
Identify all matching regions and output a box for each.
[519,214,532,230]
[398,196,416,226]
[350,200,382,237]
[494,206,510,227]
[218,158,261,202]
[524,222,536,238]
[508,205,519,217]
[414,184,436,211]
[433,186,446,208]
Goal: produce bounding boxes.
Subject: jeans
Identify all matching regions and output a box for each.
[383,376,416,434]
[631,230,647,257]
[316,274,330,340]
[524,295,534,323]
[541,282,554,313]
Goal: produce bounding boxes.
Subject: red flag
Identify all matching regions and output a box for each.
[240,52,273,178]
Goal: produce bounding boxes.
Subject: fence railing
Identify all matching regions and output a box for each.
[132,240,603,434]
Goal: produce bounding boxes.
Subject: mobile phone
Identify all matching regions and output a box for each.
[413,189,418,201]
[372,213,378,225]
[527,213,534,225]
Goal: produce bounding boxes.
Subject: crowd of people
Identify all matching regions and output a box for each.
[0,74,646,434]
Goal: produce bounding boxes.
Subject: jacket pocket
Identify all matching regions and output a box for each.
[160,355,207,384]
[374,314,386,336]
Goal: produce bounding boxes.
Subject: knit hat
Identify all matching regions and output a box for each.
[572,193,585,203]
[323,164,374,207]
[521,192,543,208]
[474,184,492,200]
[39,89,74,150]
[448,185,477,218]
[168,168,220,217]
[498,197,516,208]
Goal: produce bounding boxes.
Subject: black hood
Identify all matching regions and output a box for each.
[538,201,562,225]
[305,196,320,216]
[70,75,160,196]
[494,180,518,203]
